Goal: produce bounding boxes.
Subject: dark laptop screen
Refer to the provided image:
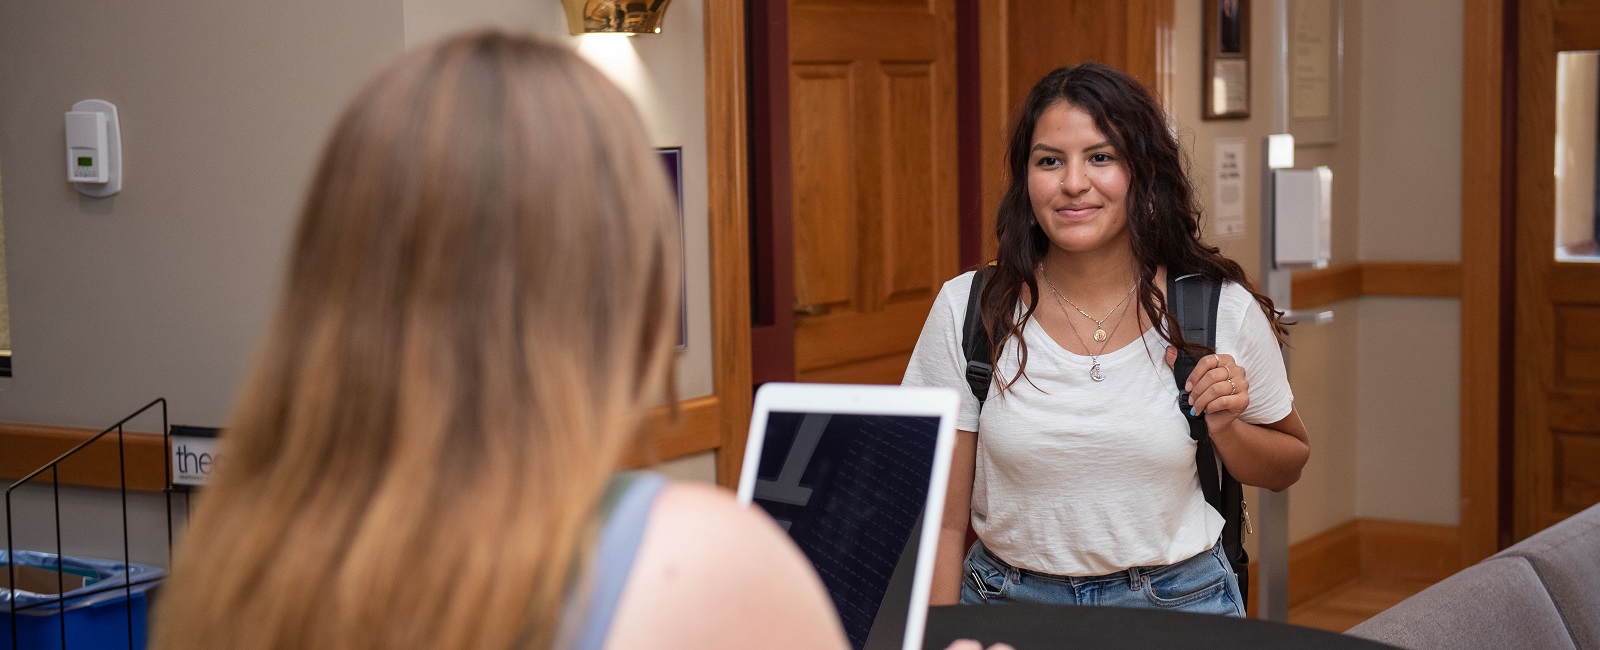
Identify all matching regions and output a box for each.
[750,412,941,650]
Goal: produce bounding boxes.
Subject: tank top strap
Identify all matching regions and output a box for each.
[567,471,668,650]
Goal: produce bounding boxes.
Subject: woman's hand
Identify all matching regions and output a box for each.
[1163,345,1309,491]
[1164,347,1249,433]
[945,641,1015,650]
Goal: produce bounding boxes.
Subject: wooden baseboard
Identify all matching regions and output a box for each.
[1357,518,1462,587]
[1288,519,1362,607]
[1246,517,1460,618]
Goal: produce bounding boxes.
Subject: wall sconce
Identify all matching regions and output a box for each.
[562,0,674,35]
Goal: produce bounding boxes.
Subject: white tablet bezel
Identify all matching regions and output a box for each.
[735,382,958,650]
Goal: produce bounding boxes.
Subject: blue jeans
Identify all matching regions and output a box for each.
[959,539,1245,617]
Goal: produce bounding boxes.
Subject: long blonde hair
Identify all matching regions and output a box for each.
[155,30,680,649]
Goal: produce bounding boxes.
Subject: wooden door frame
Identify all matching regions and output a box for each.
[1458,0,1513,565]
[707,0,756,487]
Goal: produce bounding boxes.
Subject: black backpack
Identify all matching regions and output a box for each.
[959,265,1252,607]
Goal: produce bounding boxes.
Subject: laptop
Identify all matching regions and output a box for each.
[736,383,958,650]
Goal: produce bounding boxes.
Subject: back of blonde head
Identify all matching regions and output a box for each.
[155,30,680,649]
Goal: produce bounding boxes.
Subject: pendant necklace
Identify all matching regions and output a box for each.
[1042,270,1135,382]
[1043,276,1136,343]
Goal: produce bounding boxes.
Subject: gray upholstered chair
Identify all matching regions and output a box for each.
[1346,502,1600,649]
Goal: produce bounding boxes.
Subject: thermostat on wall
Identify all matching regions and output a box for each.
[64,99,122,197]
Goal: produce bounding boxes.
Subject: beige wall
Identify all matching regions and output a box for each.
[0,0,715,420]
[0,0,722,493]
[400,0,717,404]
[0,0,403,428]
[1173,0,1363,543]
[398,0,719,482]
[1171,0,1465,539]
[1357,3,1463,262]
[1355,297,1461,524]
[1350,0,1462,526]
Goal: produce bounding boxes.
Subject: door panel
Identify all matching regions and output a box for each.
[1513,0,1600,538]
[882,64,939,302]
[792,65,860,312]
[790,0,958,383]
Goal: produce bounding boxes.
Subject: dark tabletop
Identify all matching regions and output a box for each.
[923,604,1403,650]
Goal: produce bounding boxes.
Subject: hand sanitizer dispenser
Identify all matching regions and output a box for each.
[64,99,122,197]
[1272,166,1332,268]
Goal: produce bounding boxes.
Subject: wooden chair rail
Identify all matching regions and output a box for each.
[2,397,724,493]
[1291,262,1463,310]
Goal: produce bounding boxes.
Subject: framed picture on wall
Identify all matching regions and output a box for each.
[1286,0,1342,144]
[658,147,688,349]
[1203,0,1250,120]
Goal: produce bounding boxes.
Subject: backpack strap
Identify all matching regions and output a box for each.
[1168,271,1251,606]
[961,266,999,409]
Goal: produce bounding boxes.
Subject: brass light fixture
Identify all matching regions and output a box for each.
[562,0,674,35]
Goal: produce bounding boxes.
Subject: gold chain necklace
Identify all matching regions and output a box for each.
[1043,276,1134,382]
[1041,272,1136,343]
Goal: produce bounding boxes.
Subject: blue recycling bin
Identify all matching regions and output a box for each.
[1,551,164,650]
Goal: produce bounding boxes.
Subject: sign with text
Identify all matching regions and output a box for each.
[170,425,220,487]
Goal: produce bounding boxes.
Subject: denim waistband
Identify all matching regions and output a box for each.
[977,539,1218,585]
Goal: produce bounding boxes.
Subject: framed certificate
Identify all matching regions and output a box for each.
[1203,0,1250,120]
[1287,0,1342,144]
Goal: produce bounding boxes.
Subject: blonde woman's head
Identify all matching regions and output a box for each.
[157,30,679,649]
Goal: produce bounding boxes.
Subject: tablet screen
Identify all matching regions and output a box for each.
[749,411,942,650]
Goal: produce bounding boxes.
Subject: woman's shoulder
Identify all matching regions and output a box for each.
[604,481,847,649]
[942,268,980,300]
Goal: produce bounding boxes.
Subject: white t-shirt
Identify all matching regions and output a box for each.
[903,270,1293,576]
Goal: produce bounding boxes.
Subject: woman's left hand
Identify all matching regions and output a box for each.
[1164,347,1249,431]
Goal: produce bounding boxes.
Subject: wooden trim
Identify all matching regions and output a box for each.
[705,0,754,489]
[622,396,723,467]
[1553,5,1600,51]
[0,422,168,493]
[1,402,727,493]
[1289,262,1463,310]
[1289,264,1363,309]
[747,0,797,386]
[1286,519,1362,608]
[1458,0,1507,565]
[957,0,983,268]
[1243,518,1461,619]
[977,0,1007,264]
[1357,519,1463,587]
[1359,263,1461,298]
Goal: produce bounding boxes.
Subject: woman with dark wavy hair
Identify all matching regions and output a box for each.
[905,63,1309,616]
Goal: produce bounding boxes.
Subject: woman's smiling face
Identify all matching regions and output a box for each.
[1028,101,1131,257]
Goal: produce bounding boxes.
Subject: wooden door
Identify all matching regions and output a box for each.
[788,0,960,384]
[1512,0,1600,538]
